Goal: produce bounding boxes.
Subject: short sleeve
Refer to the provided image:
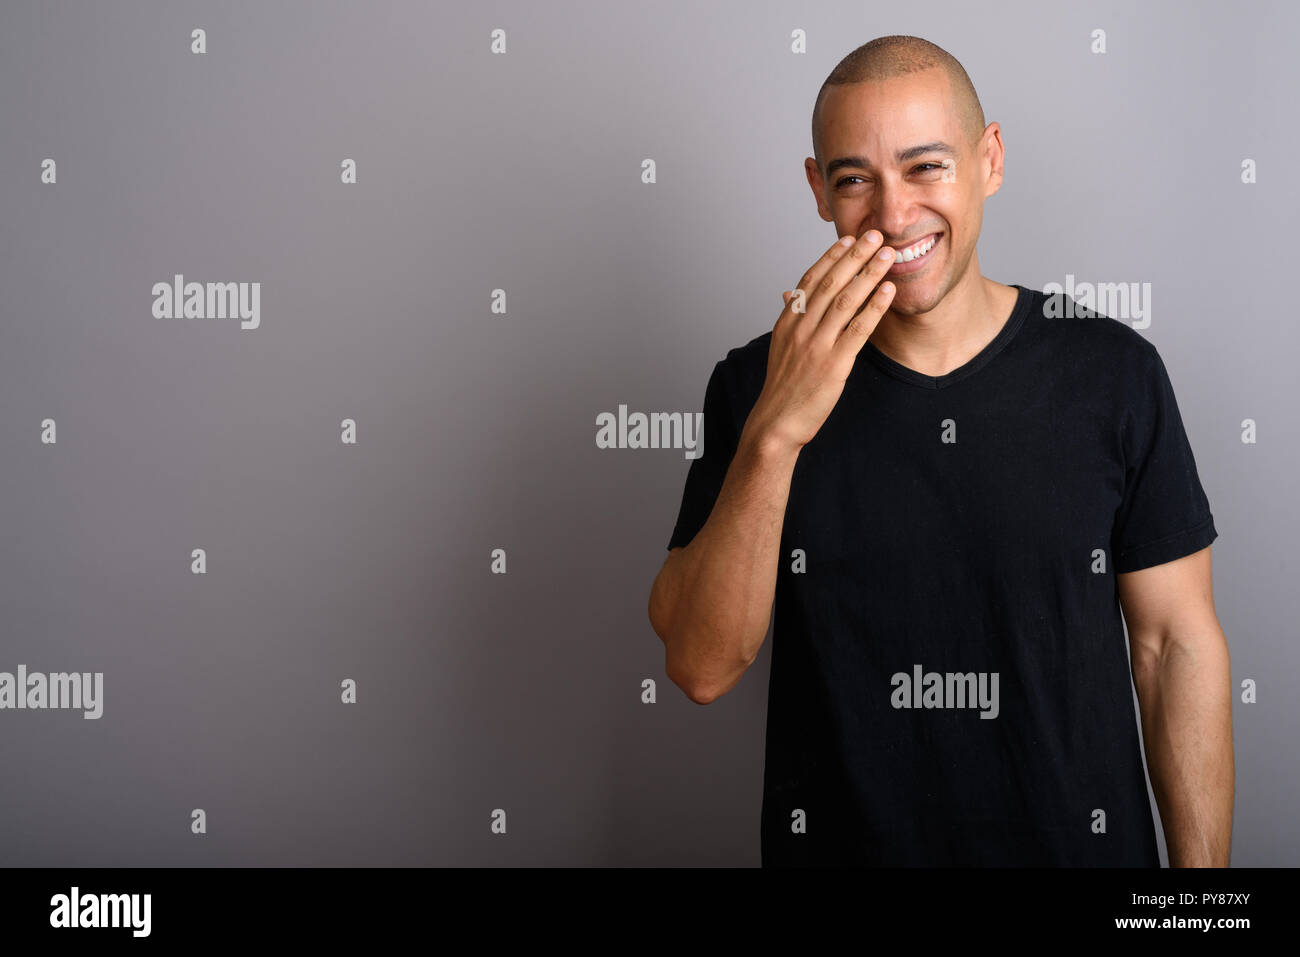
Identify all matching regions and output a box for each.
[666,358,742,551]
[1111,344,1218,573]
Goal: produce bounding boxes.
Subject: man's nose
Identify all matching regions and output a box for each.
[869,179,916,244]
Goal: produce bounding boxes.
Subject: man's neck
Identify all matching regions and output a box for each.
[867,270,1019,379]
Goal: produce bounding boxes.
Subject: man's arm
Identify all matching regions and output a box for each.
[649,426,799,704]
[649,229,899,704]
[1117,545,1233,866]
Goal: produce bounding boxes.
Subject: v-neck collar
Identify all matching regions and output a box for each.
[862,284,1032,390]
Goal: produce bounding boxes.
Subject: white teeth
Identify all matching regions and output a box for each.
[898,235,937,263]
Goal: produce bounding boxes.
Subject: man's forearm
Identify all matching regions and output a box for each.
[1132,627,1234,866]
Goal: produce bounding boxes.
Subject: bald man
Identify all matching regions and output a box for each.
[648,35,1232,867]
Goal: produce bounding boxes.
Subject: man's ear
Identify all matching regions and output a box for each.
[981,122,1005,199]
[805,157,834,223]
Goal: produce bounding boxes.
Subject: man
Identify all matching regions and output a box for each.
[647,35,1233,867]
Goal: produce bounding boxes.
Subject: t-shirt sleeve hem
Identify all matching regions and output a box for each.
[666,524,693,550]
[1114,514,1218,573]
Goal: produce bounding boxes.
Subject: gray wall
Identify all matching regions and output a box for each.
[0,0,1294,866]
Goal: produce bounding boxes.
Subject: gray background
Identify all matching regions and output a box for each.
[1,0,1295,866]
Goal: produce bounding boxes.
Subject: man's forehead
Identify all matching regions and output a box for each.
[821,81,958,159]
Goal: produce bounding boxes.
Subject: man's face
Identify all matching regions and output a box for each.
[807,70,1001,315]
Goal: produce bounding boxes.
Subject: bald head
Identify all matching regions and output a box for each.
[811,35,985,175]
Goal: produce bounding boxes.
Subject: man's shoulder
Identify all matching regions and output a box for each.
[713,329,772,387]
[722,329,772,366]
[1027,287,1158,366]
[697,330,770,416]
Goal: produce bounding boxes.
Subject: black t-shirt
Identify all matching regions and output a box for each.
[665,283,1218,866]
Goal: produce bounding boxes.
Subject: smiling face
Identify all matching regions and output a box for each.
[807,68,1004,315]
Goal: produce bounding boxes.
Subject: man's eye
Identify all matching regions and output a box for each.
[836,164,942,188]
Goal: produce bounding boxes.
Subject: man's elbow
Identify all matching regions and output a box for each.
[650,556,711,702]
[664,642,721,705]
[680,677,723,706]
[649,553,746,704]
[669,638,757,704]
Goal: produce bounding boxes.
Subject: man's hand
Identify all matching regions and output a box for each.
[744,230,897,455]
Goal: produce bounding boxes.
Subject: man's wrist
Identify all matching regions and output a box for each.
[739,420,802,468]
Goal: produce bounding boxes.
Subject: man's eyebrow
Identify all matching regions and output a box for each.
[825,142,957,177]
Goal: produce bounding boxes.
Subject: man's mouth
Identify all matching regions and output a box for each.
[886,232,941,274]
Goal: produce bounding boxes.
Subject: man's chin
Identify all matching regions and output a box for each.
[884,279,944,315]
